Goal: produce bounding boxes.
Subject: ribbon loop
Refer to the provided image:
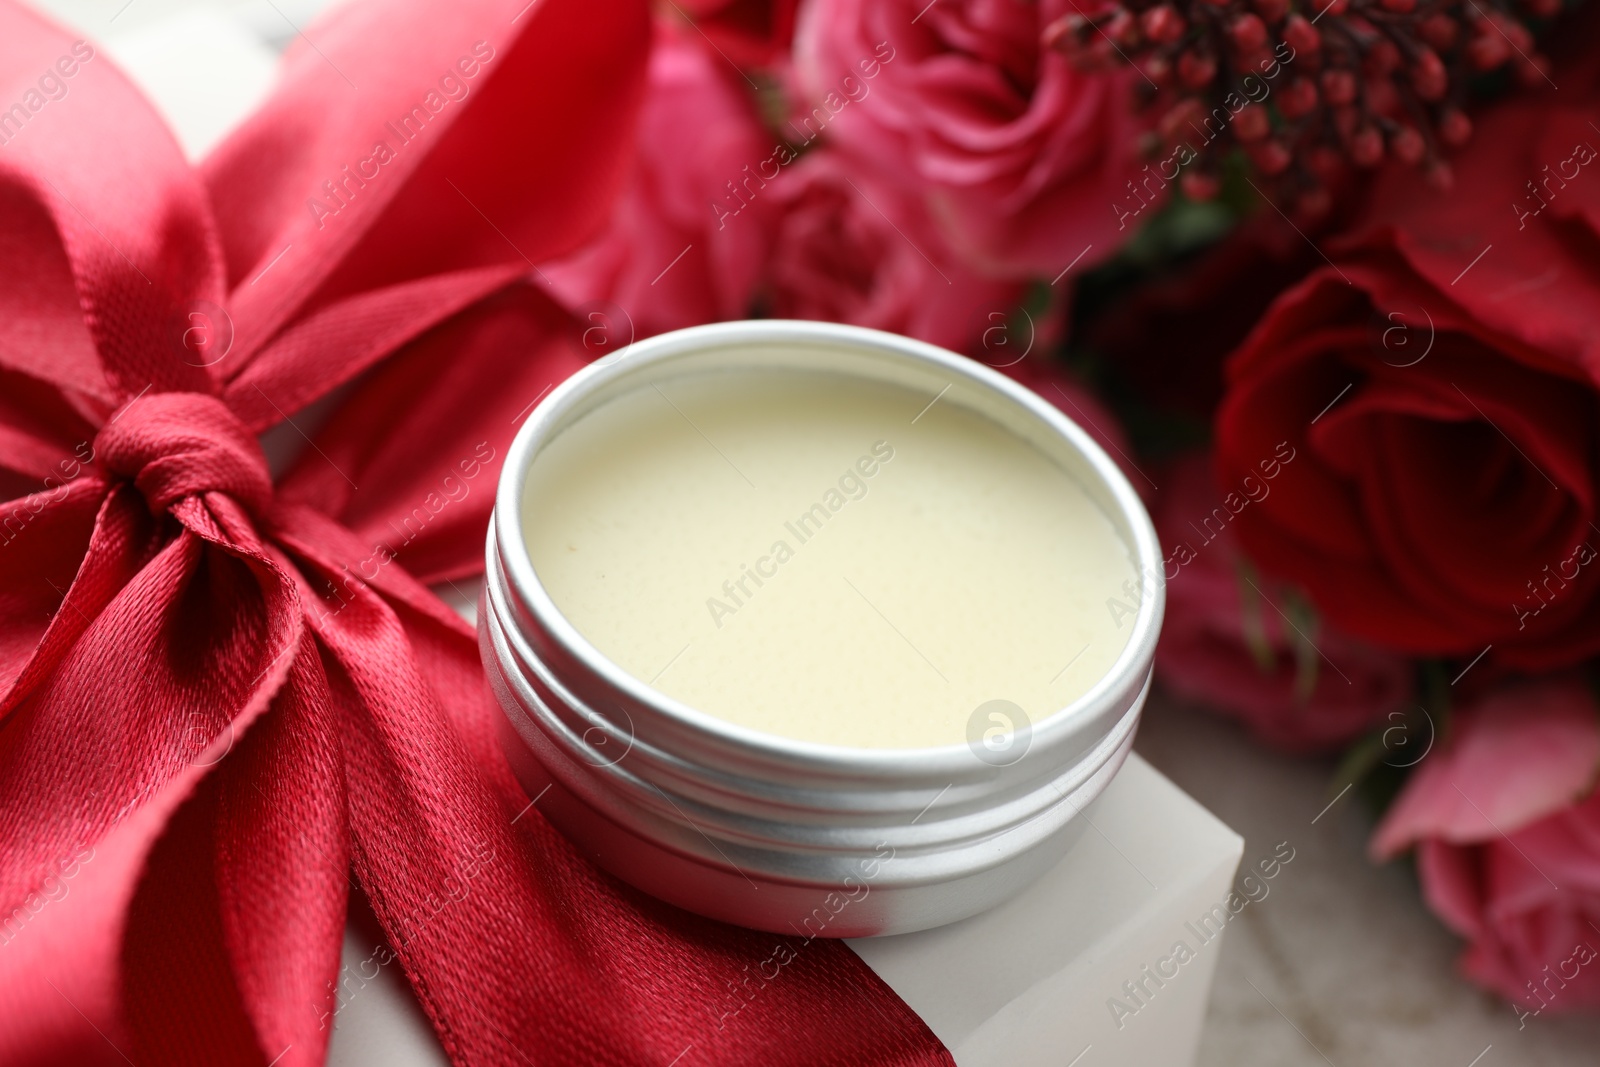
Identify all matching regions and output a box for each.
[95,392,272,516]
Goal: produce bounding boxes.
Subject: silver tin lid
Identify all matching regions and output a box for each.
[481,320,1163,936]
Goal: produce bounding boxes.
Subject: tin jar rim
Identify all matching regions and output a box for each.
[491,319,1164,778]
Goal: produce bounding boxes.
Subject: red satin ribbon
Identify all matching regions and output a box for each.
[0,2,953,1064]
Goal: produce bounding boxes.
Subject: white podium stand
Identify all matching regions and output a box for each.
[850,755,1243,1066]
[324,753,1242,1067]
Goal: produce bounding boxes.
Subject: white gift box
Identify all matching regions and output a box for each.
[320,751,1243,1067]
[34,4,1247,1062]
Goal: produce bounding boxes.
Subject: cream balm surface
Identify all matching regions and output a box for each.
[522,366,1137,750]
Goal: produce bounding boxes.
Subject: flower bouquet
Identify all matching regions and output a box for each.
[559,0,1600,1024]
[2,0,1598,1061]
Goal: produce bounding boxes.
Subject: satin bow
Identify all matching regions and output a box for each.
[0,1,949,1063]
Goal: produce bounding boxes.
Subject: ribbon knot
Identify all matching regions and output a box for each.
[95,392,273,516]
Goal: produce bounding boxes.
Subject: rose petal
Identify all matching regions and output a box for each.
[1372,676,1600,858]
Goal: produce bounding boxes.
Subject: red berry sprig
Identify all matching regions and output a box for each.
[1046,0,1557,219]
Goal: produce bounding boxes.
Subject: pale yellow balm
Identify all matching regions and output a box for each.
[522,367,1137,749]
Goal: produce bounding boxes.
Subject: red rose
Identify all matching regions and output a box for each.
[765,149,1022,351]
[1371,676,1600,1014]
[540,21,772,342]
[1214,73,1600,670]
[1154,454,1411,752]
[791,0,1141,278]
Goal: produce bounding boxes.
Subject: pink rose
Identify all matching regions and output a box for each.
[1154,454,1412,752]
[765,149,1022,351]
[539,21,772,343]
[792,0,1141,278]
[1372,677,1600,1016]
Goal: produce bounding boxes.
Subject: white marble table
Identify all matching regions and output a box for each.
[1135,694,1600,1066]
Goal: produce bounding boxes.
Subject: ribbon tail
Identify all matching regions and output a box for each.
[0,467,314,1060]
[121,627,349,1067]
[306,540,696,1063]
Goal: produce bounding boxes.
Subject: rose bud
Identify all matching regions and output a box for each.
[1503,16,1534,49]
[1410,47,1447,99]
[1279,77,1319,118]
[1517,55,1554,87]
[1295,185,1332,218]
[1365,75,1400,115]
[1235,104,1271,142]
[1239,47,1274,72]
[1106,9,1142,47]
[1350,124,1384,166]
[1282,13,1322,53]
[1390,124,1426,165]
[1178,49,1218,88]
[1181,170,1221,201]
[1419,13,1459,49]
[1247,139,1292,175]
[1159,97,1207,139]
[1040,14,1083,52]
[1141,5,1187,43]
[1229,13,1268,52]
[1332,103,1360,137]
[1365,38,1402,75]
[1321,67,1357,105]
[1438,107,1472,146]
[1467,29,1511,69]
[1307,145,1343,178]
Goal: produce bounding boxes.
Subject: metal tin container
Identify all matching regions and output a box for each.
[480,321,1163,937]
